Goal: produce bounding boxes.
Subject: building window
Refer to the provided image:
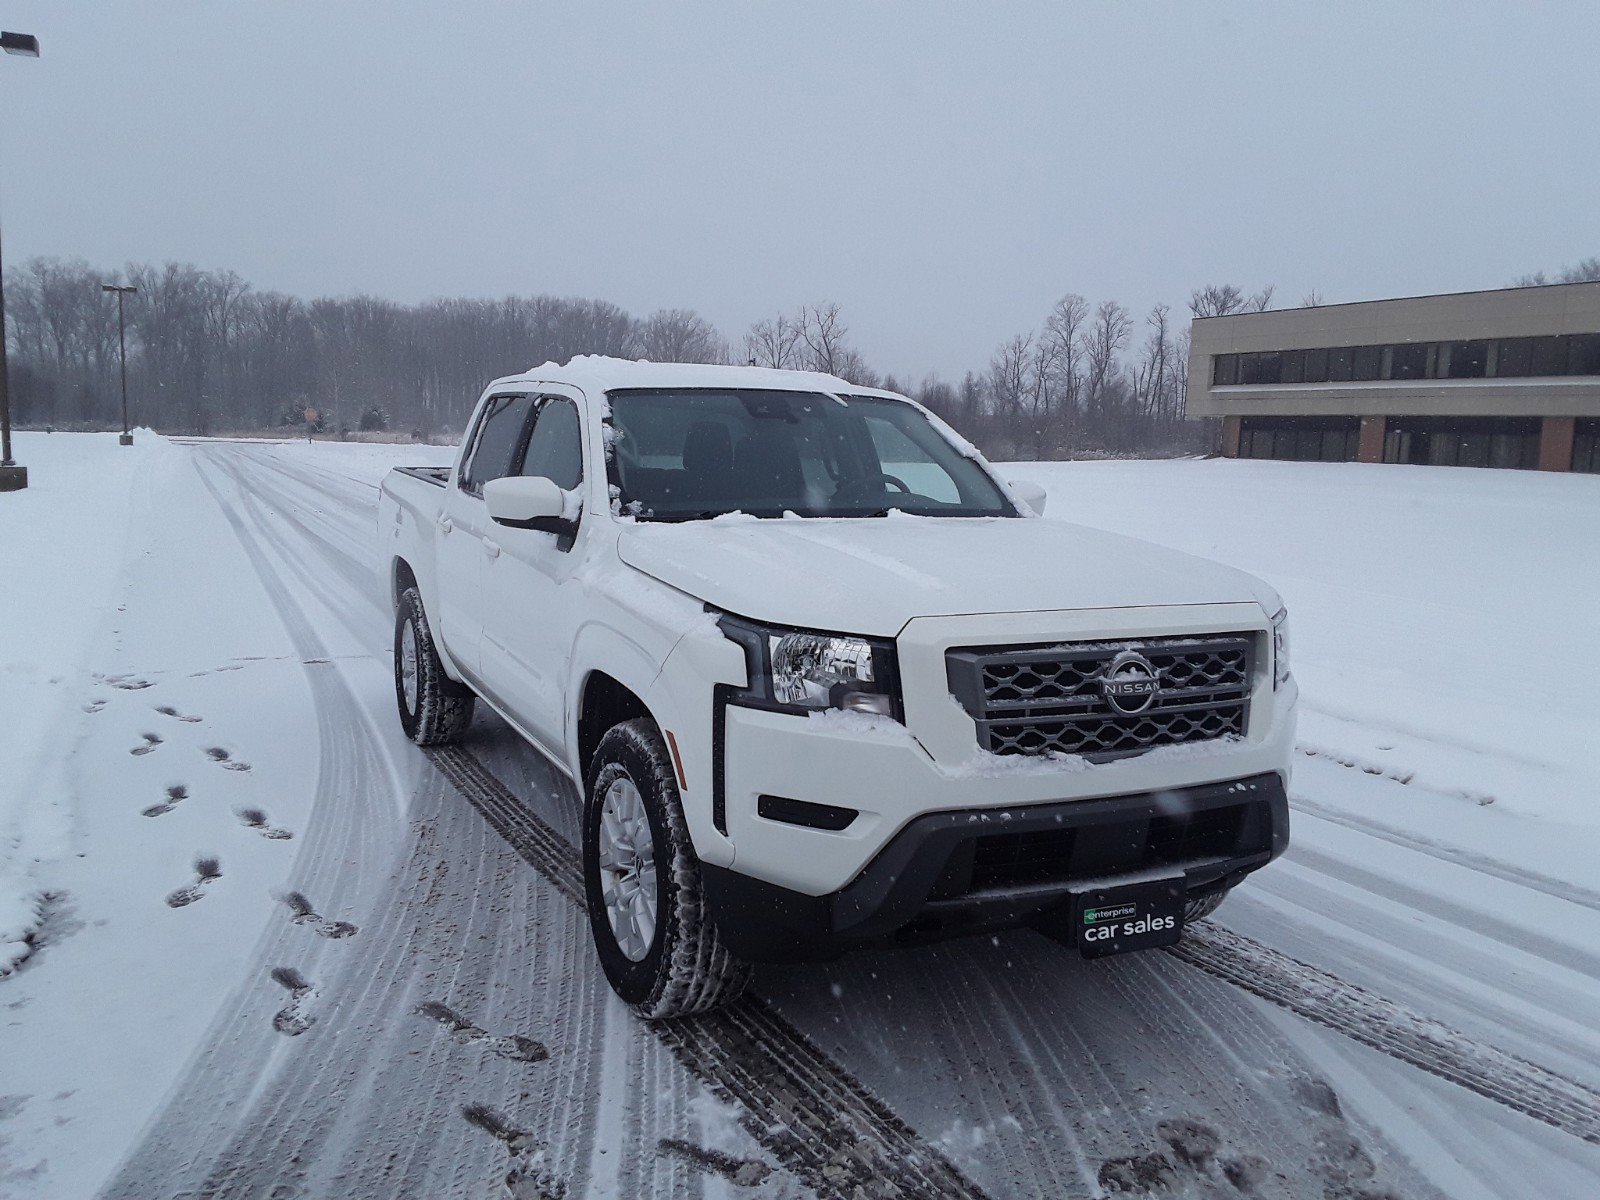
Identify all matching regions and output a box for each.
[1352,345,1383,381]
[1573,421,1600,473]
[1327,346,1355,382]
[1300,346,1329,383]
[1281,349,1305,384]
[1446,340,1489,378]
[1568,333,1600,376]
[1389,342,1429,379]
[1531,335,1569,376]
[1238,351,1283,385]
[1213,354,1239,386]
[1495,337,1534,377]
[1238,417,1359,463]
[1384,416,1539,469]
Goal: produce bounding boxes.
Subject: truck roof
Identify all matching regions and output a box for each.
[487,355,899,400]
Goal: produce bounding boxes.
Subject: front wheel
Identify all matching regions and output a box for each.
[1185,887,1232,923]
[394,587,476,745]
[583,719,751,1018]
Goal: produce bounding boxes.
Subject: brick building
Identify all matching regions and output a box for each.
[1186,281,1600,472]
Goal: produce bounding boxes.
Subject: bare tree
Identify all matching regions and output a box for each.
[1299,289,1324,308]
[640,308,725,363]
[742,313,799,368]
[1082,300,1132,427]
[795,302,850,375]
[1516,256,1600,286]
[1189,283,1276,318]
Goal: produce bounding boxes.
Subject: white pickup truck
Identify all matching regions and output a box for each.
[379,357,1296,1018]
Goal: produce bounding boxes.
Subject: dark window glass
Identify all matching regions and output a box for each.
[1213,354,1239,385]
[1239,351,1283,385]
[1446,340,1488,378]
[462,394,535,493]
[1281,350,1305,384]
[1389,343,1428,379]
[1321,429,1349,461]
[1531,335,1569,376]
[518,397,584,490]
[1495,337,1534,377]
[1573,421,1600,473]
[1352,345,1383,381]
[1568,333,1600,376]
[1458,432,1490,468]
[1327,347,1354,382]
[1302,346,1330,383]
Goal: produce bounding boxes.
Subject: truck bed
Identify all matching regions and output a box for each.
[394,465,451,487]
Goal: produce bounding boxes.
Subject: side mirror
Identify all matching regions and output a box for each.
[1009,479,1047,516]
[483,476,577,534]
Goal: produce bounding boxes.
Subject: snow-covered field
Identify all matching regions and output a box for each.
[1,432,1597,1199]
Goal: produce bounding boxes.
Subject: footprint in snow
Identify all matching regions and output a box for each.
[238,808,293,841]
[416,1001,548,1064]
[143,784,189,818]
[165,856,222,908]
[461,1105,566,1199]
[106,675,155,691]
[281,891,356,938]
[155,704,203,724]
[657,1139,773,1188]
[204,747,251,772]
[130,733,164,756]
[82,698,107,715]
[269,966,316,1036]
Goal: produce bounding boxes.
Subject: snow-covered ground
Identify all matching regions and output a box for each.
[1,433,1597,1199]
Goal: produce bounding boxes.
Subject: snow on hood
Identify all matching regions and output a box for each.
[617,514,1275,636]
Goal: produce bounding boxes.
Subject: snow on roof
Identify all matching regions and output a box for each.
[494,355,891,398]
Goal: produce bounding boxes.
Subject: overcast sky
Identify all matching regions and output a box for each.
[3,1,1597,380]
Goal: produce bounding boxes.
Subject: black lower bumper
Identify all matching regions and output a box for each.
[702,772,1289,962]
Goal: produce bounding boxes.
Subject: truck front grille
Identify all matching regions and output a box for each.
[946,634,1253,758]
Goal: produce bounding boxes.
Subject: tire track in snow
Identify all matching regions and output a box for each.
[1290,794,1600,913]
[1168,924,1600,1146]
[428,743,994,1200]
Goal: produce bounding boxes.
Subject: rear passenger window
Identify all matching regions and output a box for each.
[519,398,584,490]
[462,394,535,494]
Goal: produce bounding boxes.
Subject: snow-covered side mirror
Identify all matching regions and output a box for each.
[1009,479,1047,517]
[484,476,573,534]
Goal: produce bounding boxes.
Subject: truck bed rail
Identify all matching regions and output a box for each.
[395,465,451,487]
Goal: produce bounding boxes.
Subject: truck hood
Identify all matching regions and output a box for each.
[616,515,1275,636]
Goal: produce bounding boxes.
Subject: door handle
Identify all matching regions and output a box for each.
[437,515,453,534]
[482,537,501,559]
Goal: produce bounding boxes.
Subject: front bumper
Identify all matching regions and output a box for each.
[703,771,1288,962]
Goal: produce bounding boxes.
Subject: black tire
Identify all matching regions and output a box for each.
[394,587,476,745]
[1185,887,1231,924]
[583,718,751,1018]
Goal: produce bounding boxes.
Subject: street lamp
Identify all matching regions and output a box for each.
[0,30,41,492]
[102,285,137,445]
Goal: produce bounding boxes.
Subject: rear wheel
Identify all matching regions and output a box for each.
[394,587,476,745]
[583,719,751,1018]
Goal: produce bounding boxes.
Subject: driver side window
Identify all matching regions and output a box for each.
[861,413,960,503]
[461,394,535,495]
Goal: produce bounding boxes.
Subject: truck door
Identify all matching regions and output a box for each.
[477,390,587,757]
[437,392,537,683]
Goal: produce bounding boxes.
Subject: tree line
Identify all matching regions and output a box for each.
[0,253,1482,457]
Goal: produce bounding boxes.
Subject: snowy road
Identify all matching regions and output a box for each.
[3,436,1598,1199]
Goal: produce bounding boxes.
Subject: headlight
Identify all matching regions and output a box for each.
[720,616,901,719]
[1271,607,1290,689]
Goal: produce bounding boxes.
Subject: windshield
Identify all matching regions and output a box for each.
[605,388,1016,520]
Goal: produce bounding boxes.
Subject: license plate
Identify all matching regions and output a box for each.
[1072,875,1186,959]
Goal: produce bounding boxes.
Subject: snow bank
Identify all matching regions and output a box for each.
[0,431,176,970]
[1003,457,1600,827]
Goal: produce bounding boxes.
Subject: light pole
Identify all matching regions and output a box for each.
[102,285,137,444]
[0,30,41,492]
